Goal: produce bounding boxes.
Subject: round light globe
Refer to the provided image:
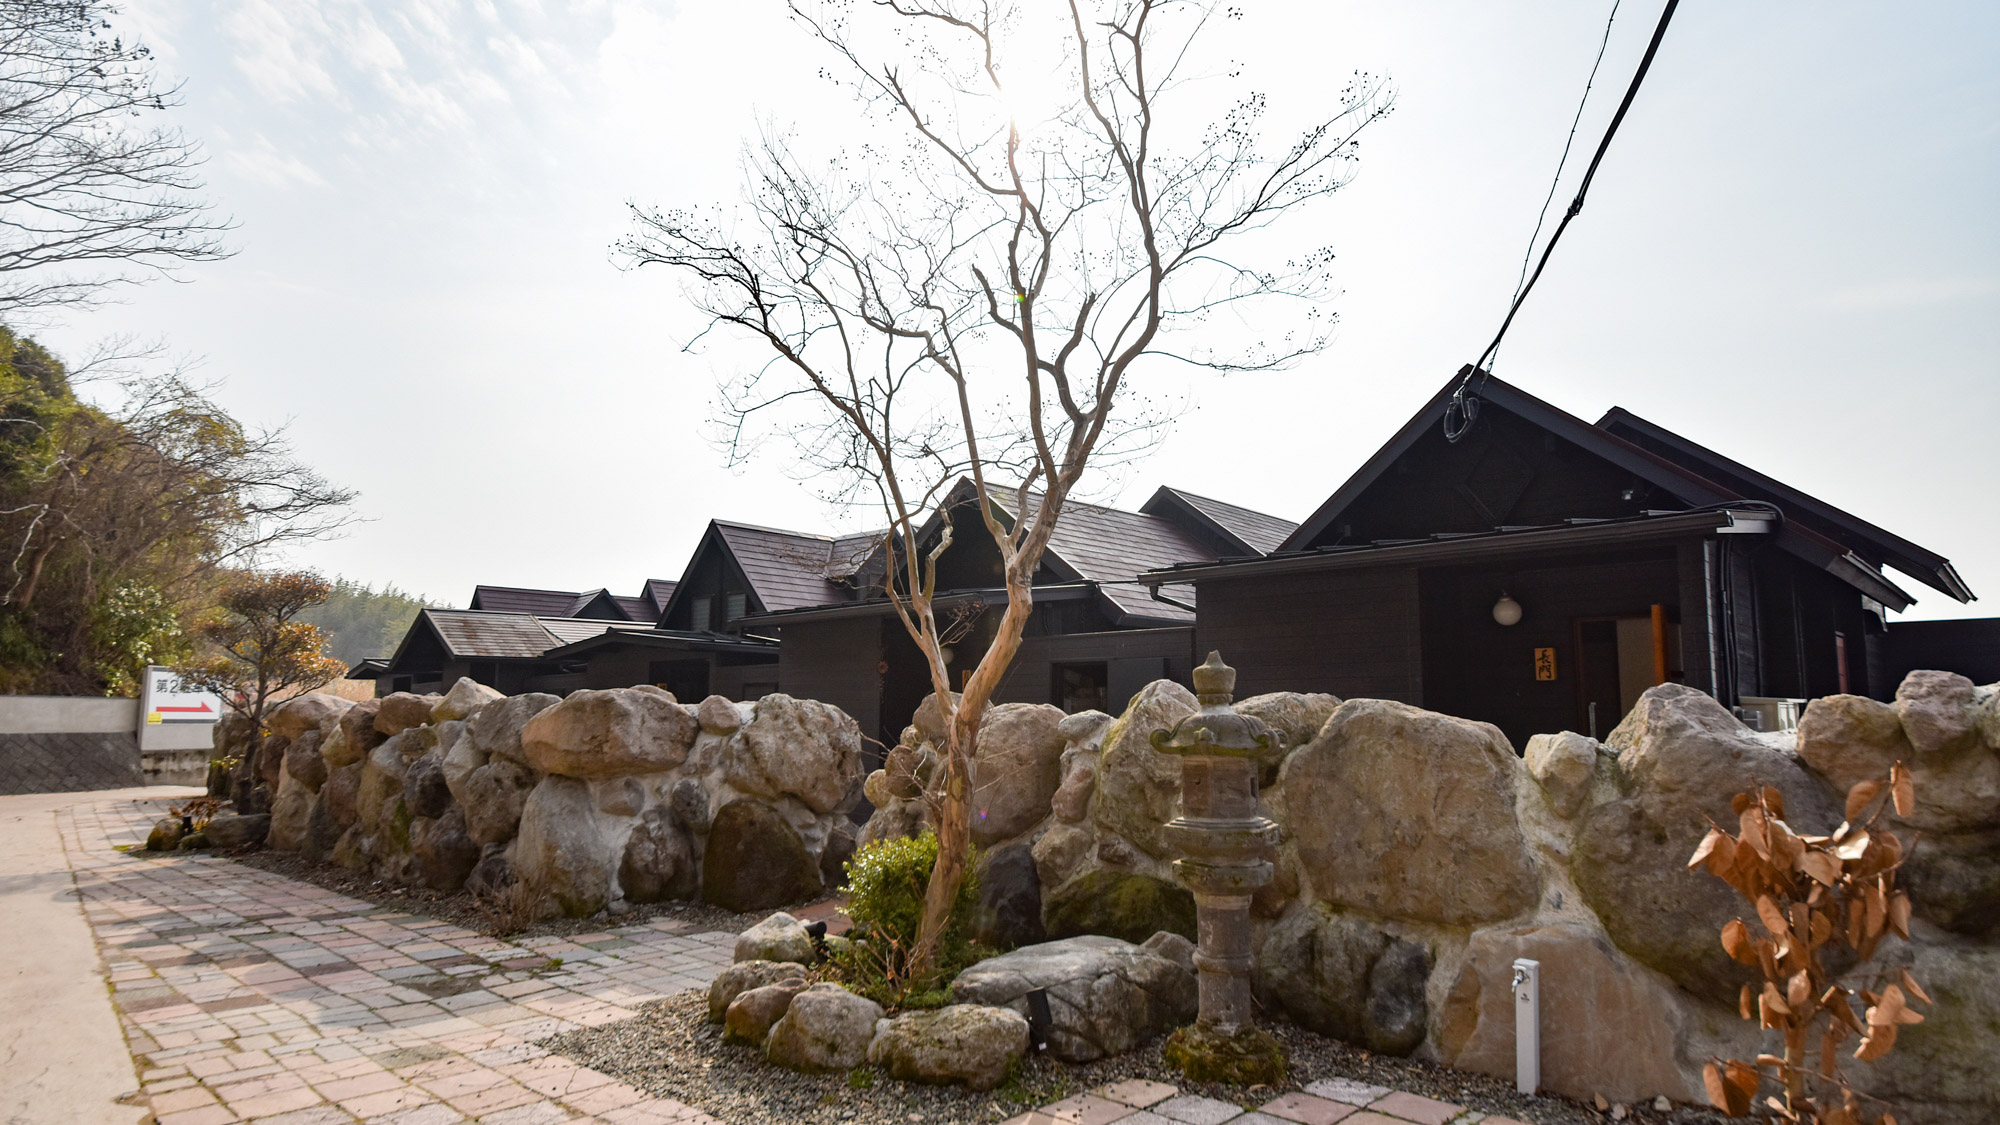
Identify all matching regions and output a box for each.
[1492,594,1523,627]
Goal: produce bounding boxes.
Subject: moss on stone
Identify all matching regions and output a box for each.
[1042,869,1196,944]
[1162,1024,1286,1086]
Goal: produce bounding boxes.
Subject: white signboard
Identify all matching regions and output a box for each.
[140,665,223,728]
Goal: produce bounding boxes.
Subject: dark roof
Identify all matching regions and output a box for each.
[1142,486,1300,556]
[1266,372,1958,611]
[539,627,780,660]
[346,658,389,679]
[1596,406,1974,602]
[712,521,870,612]
[612,595,656,621]
[1146,508,1763,583]
[468,585,583,616]
[643,579,678,611]
[422,610,564,659]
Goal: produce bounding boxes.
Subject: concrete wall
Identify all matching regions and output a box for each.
[0,695,209,791]
[0,696,137,733]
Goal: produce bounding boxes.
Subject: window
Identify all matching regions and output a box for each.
[690,596,712,630]
[1053,662,1109,714]
[725,592,747,625]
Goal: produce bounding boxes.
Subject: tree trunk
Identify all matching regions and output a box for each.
[904,570,1035,981]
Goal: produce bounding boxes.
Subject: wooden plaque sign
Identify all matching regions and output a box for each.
[1534,647,1558,681]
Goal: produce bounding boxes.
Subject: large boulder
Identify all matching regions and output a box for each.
[204,814,270,849]
[432,677,503,723]
[619,807,697,903]
[1031,824,1092,888]
[328,699,384,766]
[267,693,352,740]
[701,799,823,913]
[1573,684,1841,997]
[1089,680,1199,858]
[1895,670,1982,756]
[254,733,288,790]
[868,1004,1030,1091]
[355,742,410,830]
[1799,690,2000,835]
[145,817,184,852]
[1903,831,2000,936]
[1846,940,2000,1125]
[514,776,617,916]
[697,694,745,736]
[950,935,1197,1063]
[708,959,813,1022]
[764,983,882,1072]
[734,912,816,964]
[267,774,314,851]
[969,703,1066,844]
[1043,869,1196,945]
[1235,691,1340,782]
[1050,748,1097,824]
[1523,731,1604,819]
[521,687,699,778]
[727,694,865,815]
[282,734,329,793]
[912,691,962,746]
[724,979,810,1046]
[403,751,453,820]
[1433,924,1693,1105]
[1280,698,1538,926]
[1255,903,1431,1056]
[464,692,562,769]
[374,692,440,736]
[413,807,480,892]
[461,759,538,847]
[972,842,1045,949]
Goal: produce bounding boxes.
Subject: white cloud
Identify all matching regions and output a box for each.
[221,135,328,187]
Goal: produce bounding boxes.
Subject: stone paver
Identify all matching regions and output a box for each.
[56,796,735,1125]
[53,793,1503,1125]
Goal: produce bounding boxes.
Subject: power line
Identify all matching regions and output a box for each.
[1445,0,1681,444]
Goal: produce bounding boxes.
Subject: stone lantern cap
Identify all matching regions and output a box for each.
[1150,651,1282,760]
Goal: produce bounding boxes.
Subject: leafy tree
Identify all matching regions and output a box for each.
[299,578,437,667]
[0,327,353,694]
[177,571,346,732]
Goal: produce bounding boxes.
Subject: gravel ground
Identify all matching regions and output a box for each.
[545,991,1732,1125]
[231,849,778,940]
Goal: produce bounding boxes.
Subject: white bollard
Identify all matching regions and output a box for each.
[1512,957,1541,1095]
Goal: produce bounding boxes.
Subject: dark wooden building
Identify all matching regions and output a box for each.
[1143,375,1977,749]
[747,479,1297,748]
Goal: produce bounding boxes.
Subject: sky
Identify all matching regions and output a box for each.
[34,0,2000,622]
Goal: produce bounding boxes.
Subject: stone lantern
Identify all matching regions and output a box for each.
[1150,650,1286,1082]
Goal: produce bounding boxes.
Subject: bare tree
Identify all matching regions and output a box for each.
[0,0,230,313]
[623,0,1389,977]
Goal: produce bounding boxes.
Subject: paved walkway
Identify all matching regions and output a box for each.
[17,792,1523,1125]
[1007,1077,1522,1125]
[54,794,736,1125]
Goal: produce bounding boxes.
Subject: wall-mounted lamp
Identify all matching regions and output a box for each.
[1492,593,1524,627]
[939,645,956,665]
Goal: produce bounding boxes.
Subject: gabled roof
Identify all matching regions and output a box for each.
[642,579,678,612]
[388,609,654,668]
[1596,407,1973,602]
[714,521,859,612]
[1270,371,1966,611]
[1141,486,1300,556]
[468,585,584,616]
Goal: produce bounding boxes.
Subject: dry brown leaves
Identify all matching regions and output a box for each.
[1689,763,1926,1123]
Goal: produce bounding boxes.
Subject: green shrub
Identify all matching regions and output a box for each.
[835,831,988,1010]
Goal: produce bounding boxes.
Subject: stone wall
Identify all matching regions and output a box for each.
[234,678,865,920]
[0,731,144,794]
[860,672,2000,1125]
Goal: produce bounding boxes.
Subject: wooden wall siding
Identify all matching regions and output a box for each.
[1194,567,1423,703]
[1884,618,2000,696]
[1307,407,1664,549]
[994,627,1197,712]
[662,540,761,631]
[1417,548,1681,750]
[925,502,1066,593]
[1677,539,1718,699]
[1725,539,1765,702]
[777,618,883,750]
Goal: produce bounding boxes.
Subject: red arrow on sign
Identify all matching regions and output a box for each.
[157,702,214,714]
